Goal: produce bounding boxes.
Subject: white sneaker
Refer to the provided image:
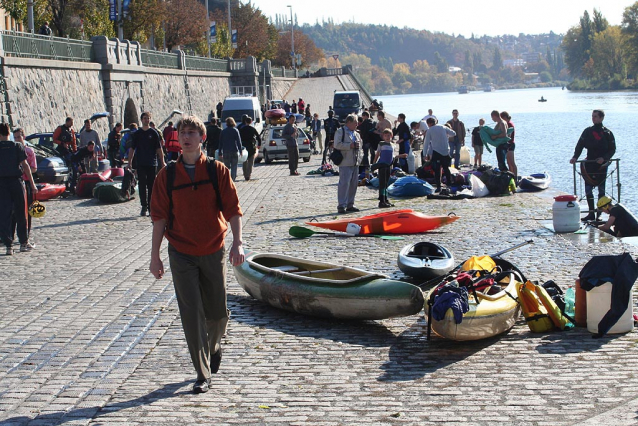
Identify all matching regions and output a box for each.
[20,242,34,252]
[5,246,13,255]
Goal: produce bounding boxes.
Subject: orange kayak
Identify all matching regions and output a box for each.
[306,209,459,235]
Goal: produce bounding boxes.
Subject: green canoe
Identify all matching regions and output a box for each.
[234,251,425,320]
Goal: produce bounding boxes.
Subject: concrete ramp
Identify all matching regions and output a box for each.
[283,74,376,118]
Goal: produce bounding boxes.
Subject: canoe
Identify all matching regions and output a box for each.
[397,242,455,280]
[518,172,551,191]
[426,257,523,341]
[35,183,66,201]
[265,108,286,119]
[234,251,425,320]
[306,209,459,235]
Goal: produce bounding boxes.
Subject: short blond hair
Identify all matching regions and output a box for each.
[176,115,206,135]
[382,128,393,137]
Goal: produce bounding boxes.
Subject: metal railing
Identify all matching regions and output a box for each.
[573,159,621,203]
[229,59,245,72]
[140,48,180,69]
[271,68,283,77]
[0,30,93,62]
[184,55,229,72]
[325,68,343,76]
[284,69,296,78]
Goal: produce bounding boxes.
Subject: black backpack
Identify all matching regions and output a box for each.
[165,156,223,229]
[479,169,515,195]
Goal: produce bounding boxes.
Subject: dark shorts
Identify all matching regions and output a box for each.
[506,143,515,152]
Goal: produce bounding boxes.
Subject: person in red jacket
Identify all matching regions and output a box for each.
[150,115,244,394]
[52,117,77,164]
[163,121,180,161]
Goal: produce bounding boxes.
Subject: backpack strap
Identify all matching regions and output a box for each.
[166,156,223,230]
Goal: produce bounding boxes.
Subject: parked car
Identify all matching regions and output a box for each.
[25,133,69,184]
[255,125,312,164]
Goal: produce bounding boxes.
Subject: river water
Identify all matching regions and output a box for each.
[378,87,637,213]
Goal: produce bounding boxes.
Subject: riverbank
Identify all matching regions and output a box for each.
[1,155,637,425]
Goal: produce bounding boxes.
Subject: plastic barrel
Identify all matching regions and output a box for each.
[586,282,634,334]
[553,195,580,233]
[574,278,587,327]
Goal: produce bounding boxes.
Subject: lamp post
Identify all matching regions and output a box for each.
[287,5,295,70]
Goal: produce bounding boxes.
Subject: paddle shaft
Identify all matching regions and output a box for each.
[489,239,533,258]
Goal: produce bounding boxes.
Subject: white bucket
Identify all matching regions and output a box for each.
[586,282,634,334]
[553,195,580,233]
[407,151,415,174]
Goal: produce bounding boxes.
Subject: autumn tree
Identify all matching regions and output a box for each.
[0,0,50,32]
[164,0,208,51]
[123,0,165,44]
[47,0,72,36]
[275,29,322,69]
[209,2,276,61]
[591,26,625,80]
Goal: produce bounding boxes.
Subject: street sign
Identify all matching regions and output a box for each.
[231,29,237,48]
[109,0,116,21]
[290,51,295,57]
[332,54,339,61]
[122,0,131,17]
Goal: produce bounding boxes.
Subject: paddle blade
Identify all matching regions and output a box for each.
[289,226,315,238]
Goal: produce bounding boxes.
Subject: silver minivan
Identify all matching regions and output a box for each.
[255,125,312,164]
[220,96,264,134]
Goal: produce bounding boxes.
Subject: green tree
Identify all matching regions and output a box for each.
[124,0,165,44]
[622,2,638,78]
[591,26,625,81]
[492,47,503,70]
[593,8,609,33]
[210,24,233,58]
[540,71,552,82]
[433,51,448,73]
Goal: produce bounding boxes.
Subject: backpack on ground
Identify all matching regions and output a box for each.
[166,157,223,229]
[479,169,515,195]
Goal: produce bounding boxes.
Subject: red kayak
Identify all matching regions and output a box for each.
[265,109,286,119]
[35,183,66,201]
[306,209,459,235]
[76,169,113,197]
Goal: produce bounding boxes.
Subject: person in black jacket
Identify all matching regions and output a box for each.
[239,116,261,181]
[322,110,341,165]
[569,109,616,221]
[205,119,222,158]
[358,111,376,166]
[393,113,412,173]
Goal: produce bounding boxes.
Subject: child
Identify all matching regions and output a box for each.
[372,129,395,208]
[471,118,485,169]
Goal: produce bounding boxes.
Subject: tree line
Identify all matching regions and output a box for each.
[562,4,638,90]
[0,0,323,67]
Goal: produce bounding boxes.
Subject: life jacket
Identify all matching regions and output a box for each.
[165,128,180,153]
[165,156,223,230]
[535,284,572,330]
[516,281,554,332]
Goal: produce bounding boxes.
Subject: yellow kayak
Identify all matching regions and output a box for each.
[426,257,522,341]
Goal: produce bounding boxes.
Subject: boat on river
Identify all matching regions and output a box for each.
[234,251,425,320]
[458,85,468,94]
[483,84,495,92]
[538,97,547,102]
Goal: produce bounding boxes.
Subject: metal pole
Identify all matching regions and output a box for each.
[288,5,295,70]
[228,0,232,42]
[205,0,211,57]
[117,0,124,40]
[27,0,34,32]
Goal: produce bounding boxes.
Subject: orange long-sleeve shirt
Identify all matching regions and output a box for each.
[52,125,77,152]
[151,152,242,256]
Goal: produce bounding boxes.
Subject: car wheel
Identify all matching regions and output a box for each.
[303,156,310,162]
[264,150,273,164]
[254,157,262,164]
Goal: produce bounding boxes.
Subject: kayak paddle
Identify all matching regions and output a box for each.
[289,226,404,240]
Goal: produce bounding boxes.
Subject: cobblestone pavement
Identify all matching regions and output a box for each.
[1,155,638,426]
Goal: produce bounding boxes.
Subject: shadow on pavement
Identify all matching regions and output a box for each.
[228,293,397,347]
[35,216,138,230]
[1,380,191,426]
[532,329,609,353]
[378,317,495,382]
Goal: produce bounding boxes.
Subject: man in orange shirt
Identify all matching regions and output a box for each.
[52,117,77,165]
[149,115,245,394]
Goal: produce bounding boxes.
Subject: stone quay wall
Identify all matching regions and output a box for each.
[0,36,299,135]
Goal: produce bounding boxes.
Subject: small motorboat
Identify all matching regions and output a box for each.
[538,97,547,102]
[518,172,551,191]
[397,242,455,280]
[426,257,523,341]
[306,209,459,235]
[458,85,468,94]
[234,251,425,320]
[34,183,66,201]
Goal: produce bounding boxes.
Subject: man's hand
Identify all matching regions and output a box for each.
[150,256,164,279]
[229,242,245,267]
[596,157,605,164]
[569,158,576,164]
[31,182,38,193]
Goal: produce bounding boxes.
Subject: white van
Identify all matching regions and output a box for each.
[220,96,264,134]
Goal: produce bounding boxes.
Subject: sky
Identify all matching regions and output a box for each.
[249,0,632,37]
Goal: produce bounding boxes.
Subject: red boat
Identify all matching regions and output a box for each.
[306,209,459,235]
[76,169,113,197]
[35,183,66,201]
